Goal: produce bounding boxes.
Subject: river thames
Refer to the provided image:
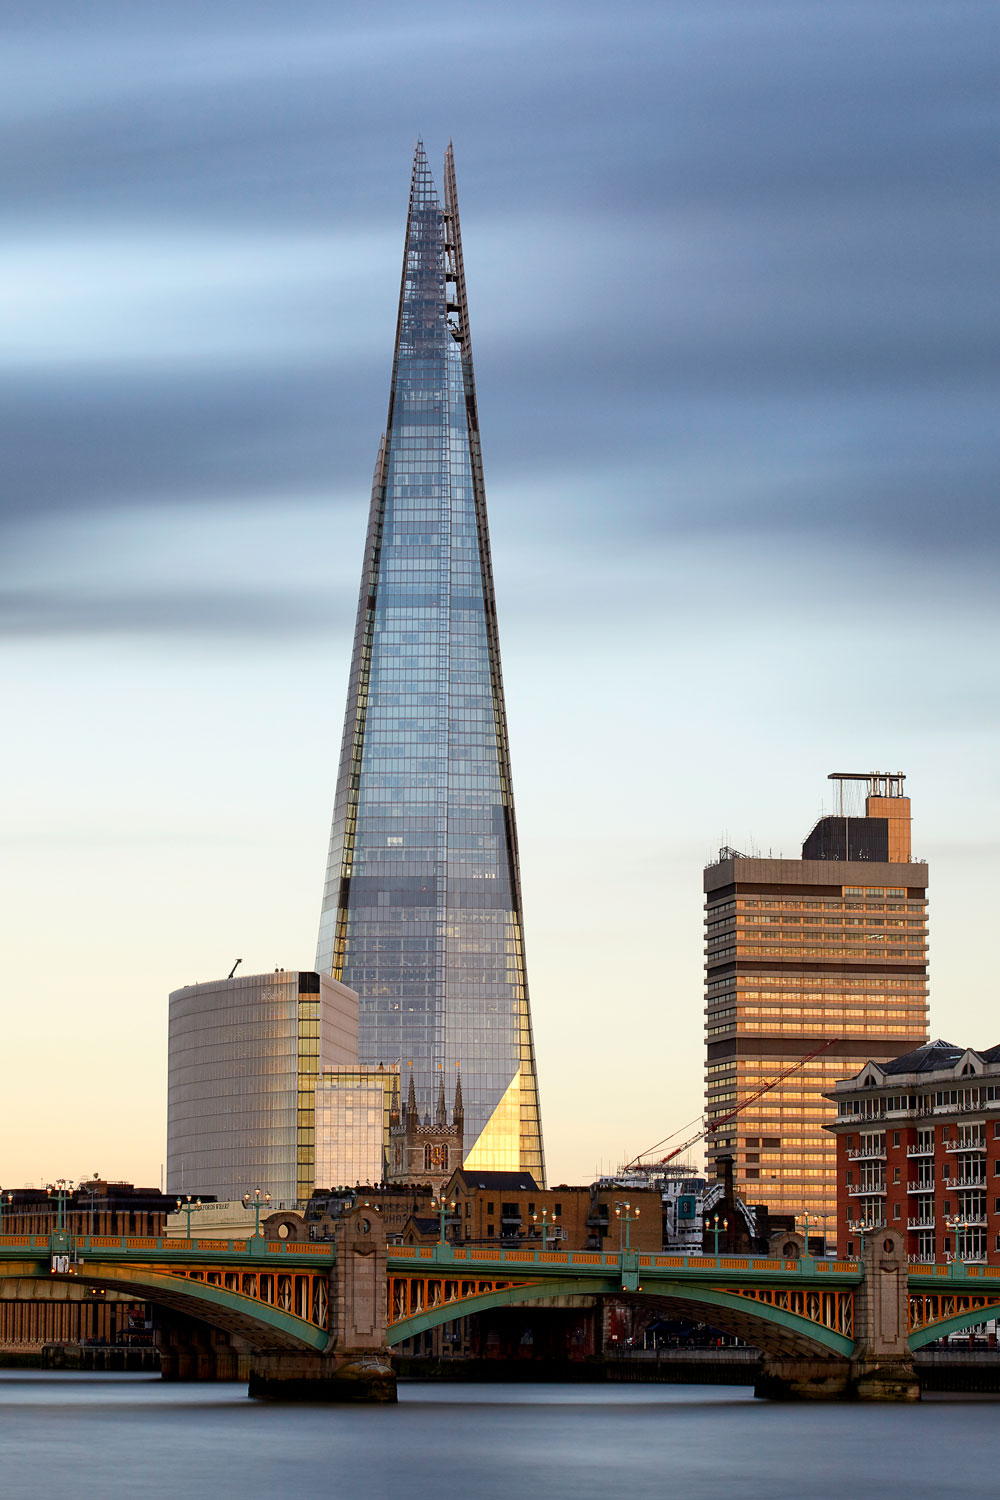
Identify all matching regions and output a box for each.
[0,1373,995,1499]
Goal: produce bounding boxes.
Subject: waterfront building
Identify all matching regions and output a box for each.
[604,1162,708,1254]
[827,1039,1000,1264]
[167,969,358,1204]
[437,1175,663,1253]
[314,1064,399,1190]
[304,1183,438,1242]
[163,1198,295,1241]
[315,142,544,1183]
[0,1181,175,1350]
[704,772,929,1247]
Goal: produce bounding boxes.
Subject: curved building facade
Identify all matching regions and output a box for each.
[316,143,545,1182]
[167,970,357,1203]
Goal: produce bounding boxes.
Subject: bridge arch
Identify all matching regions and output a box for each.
[908,1300,1000,1351]
[0,1261,328,1353]
[387,1276,854,1358]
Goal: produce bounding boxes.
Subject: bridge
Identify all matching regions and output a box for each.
[3,1214,1000,1400]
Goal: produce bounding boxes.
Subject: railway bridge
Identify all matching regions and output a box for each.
[2,1211,999,1400]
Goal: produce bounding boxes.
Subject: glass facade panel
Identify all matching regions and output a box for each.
[314,1066,397,1189]
[316,144,544,1182]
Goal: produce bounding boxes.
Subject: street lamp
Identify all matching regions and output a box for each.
[0,1191,12,1235]
[799,1209,813,1256]
[175,1196,204,1238]
[944,1214,971,1265]
[847,1218,877,1257]
[46,1179,73,1233]
[710,1212,729,1261]
[242,1188,272,1238]
[614,1201,640,1253]
[532,1208,551,1250]
[431,1196,456,1248]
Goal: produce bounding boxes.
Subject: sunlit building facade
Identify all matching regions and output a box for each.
[315,143,544,1183]
[704,773,929,1249]
[167,970,358,1204]
[314,1064,398,1190]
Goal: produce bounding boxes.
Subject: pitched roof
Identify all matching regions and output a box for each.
[449,1171,540,1191]
[878,1039,963,1075]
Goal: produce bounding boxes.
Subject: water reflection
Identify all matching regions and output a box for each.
[0,1373,995,1500]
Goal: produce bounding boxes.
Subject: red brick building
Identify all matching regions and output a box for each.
[826,1040,1000,1263]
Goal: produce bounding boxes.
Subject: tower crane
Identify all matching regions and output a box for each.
[623,1037,840,1172]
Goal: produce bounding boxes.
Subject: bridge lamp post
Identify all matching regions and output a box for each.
[532,1209,551,1250]
[175,1196,204,1238]
[46,1180,73,1233]
[614,1201,640,1253]
[710,1213,729,1263]
[242,1188,272,1238]
[944,1214,971,1266]
[431,1196,456,1248]
[0,1191,12,1235]
[798,1210,813,1258]
[847,1218,875,1258]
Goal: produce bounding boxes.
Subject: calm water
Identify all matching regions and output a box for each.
[0,1373,995,1499]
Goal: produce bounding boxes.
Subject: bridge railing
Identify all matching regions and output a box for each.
[0,1234,335,1258]
[385,1246,861,1275]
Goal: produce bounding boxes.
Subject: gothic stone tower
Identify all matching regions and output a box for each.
[388,1071,465,1196]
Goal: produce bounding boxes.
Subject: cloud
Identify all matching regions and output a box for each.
[1,0,998,630]
[0,585,350,639]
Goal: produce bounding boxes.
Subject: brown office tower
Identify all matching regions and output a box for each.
[703,773,928,1250]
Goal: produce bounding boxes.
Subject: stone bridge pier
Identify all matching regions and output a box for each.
[157,1313,247,1382]
[247,1206,395,1402]
[756,1230,919,1401]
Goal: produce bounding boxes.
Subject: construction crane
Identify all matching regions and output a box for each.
[623,1037,840,1172]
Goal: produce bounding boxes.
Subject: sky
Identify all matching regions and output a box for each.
[2,0,999,1191]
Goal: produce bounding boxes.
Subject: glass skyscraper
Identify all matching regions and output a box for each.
[316,143,544,1183]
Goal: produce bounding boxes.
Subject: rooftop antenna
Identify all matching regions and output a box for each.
[228,959,242,980]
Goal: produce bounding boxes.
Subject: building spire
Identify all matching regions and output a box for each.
[436,1071,447,1126]
[312,143,546,1187]
[453,1069,464,1121]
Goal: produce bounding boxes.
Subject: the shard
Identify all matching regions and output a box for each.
[316,143,545,1183]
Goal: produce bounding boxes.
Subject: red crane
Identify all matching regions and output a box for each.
[624,1037,840,1171]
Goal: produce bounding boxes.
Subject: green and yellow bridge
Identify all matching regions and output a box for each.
[1,1214,997,1400]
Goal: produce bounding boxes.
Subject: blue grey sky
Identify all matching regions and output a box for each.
[3,1,998,1184]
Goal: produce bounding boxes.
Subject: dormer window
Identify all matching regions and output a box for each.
[863,1075,876,1088]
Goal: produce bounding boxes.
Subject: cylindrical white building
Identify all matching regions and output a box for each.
[167,969,358,1205]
